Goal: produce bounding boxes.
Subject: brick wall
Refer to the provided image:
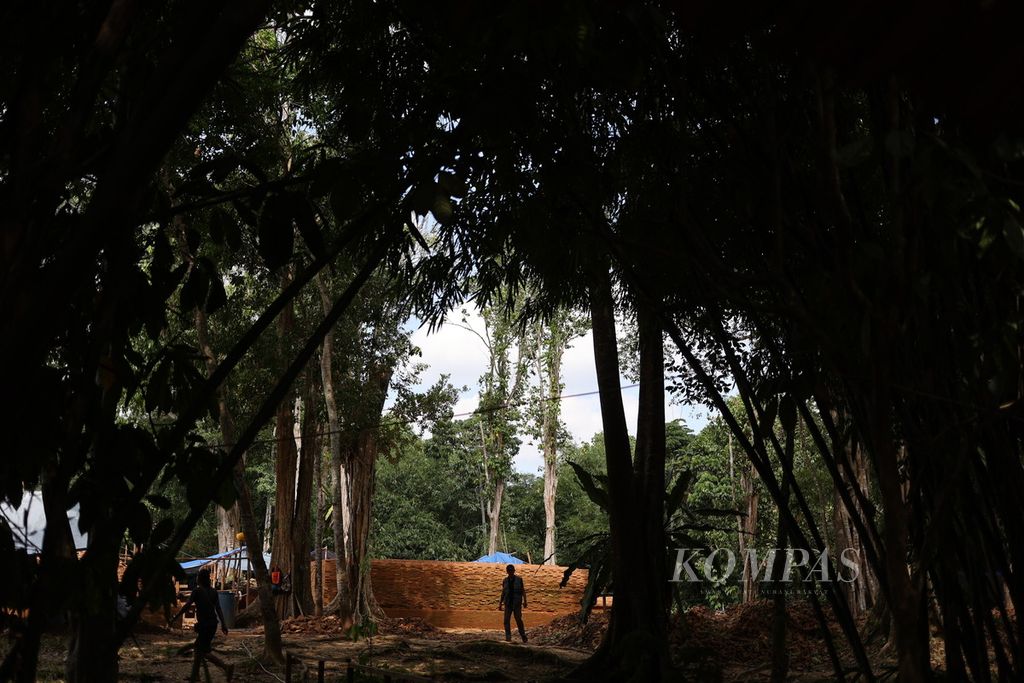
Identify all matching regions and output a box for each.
[312,559,590,629]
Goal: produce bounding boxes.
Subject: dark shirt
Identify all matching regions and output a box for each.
[192,585,220,627]
[501,575,525,604]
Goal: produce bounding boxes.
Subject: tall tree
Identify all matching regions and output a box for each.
[316,272,350,615]
[315,266,454,625]
[267,269,304,619]
[575,270,672,679]
[10,3,1024,681]
[462,303,531,556]
[177,209,284,660]
[527,310,586,565]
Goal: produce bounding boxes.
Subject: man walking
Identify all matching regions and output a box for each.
[171,568,234,681]
[498,564,527,643]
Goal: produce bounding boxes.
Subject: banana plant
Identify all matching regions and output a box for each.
[559,462,739,622]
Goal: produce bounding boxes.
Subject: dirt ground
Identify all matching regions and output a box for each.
[19,603,935,682]
[31,621,589,682]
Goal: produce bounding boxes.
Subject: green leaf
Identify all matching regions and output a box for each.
[185,228,202,255]
[1003,215,1024,260]
[145,360,171,414]
[208,208,232,246]
[208,152,242,184]
[665,470,692,519]
[186,478,207,512]
[152,226,172,279]
[258,194,294,270]
[310,158,347,198]
[196,258,226,313]
[215,471,238,511]
[408,182,436,217]
[231,198,258,227]
[689,507,742,518]
[291,196,326,258]
[579,558,611,623]
[128,503,152,545]
[760,396,778,435]
[568,461,609,511]
[224,213,243,250]
[437,171,467,199]
[778,394,797,433]
[560,560,580,588]
[179,266,208,312]
[205,271,227,313]
[329,179,362,222]
[150,518,174,546]
[431,195,454,223]
[146,495,171,510]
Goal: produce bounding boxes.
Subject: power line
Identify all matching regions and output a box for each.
[198,382,641,452]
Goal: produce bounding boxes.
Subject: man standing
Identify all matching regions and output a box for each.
[498,564,528,643]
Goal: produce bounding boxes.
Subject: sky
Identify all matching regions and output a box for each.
[403,310,712,475]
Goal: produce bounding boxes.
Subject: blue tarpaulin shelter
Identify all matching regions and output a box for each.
[474,551,524,564]
[179,546,272,574]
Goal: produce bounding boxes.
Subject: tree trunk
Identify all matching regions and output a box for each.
[478,418,504,557]
[270,395,298,619]
[291,373,319,616]
[339,362,393,625]
[739,461,760,603]
[573,270,671,680]
[175,210,243,559]
[193,286,282,660]
[634,302,670,653]
[263,497,273,554]
[235,467,285,662]
[68,361,127,681]
[66,540,120,683]
[267,378,317,620]
[315,273,350,617]
[0,473,76,683]
[314,430,325,617]
[194,308,241,558]
[536,319,563,566]
[487,478,506,556]
[343,432,384,624]
[868,399,929,682]
[833,436,875,618]
[770,421,795,683]
[542,454,558,565]
[270,269,300,620]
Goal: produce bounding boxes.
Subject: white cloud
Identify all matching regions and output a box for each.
[407,310,490,398]
[405,314,709,474]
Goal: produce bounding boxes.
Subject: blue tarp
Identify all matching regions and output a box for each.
[179,546,272,573]
[474,551,524,564]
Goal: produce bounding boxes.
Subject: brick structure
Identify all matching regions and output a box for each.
[313,558,590,629]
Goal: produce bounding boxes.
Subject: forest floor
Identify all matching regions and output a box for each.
[23,601,933,682]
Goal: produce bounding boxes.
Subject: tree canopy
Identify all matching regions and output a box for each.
[4,2,1024,681]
